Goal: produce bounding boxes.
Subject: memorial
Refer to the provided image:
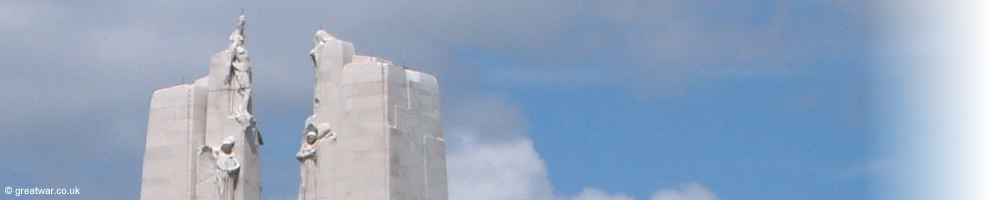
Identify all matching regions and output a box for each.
[139,15,447,200]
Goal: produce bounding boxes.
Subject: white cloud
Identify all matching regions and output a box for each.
[447,135,556,200]
[571,188,636,200]
[443,93,720,200]
[650,182,720,200]
[443,92,554,200]
[446,133,721,200]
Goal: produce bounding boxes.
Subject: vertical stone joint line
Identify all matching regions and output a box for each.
[187,85,196,200]
[422,135,429,199]
[382,64,391,200]
[391,68,413,129]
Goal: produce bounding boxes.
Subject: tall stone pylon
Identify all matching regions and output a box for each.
[140,15,263,200]
[295,30,447,200]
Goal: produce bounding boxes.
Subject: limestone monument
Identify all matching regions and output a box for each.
[140,15,263,200]
[140,15,447,200]
[296,29,447,200]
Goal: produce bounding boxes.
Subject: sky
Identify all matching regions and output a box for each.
[0,0,928,199]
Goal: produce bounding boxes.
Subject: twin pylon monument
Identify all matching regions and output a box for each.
[139,15,448,200]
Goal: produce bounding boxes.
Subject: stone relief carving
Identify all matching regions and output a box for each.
[308,30,335,114]
[308,30,335,69]
[225,14,263,147]
[225,14,253,124]
[296,117,335,200]
[198,137,241,200]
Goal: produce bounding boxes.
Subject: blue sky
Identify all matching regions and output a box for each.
[458,1,877,198]
[0,0,889,199]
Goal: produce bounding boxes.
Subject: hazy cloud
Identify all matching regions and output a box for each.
[571,188,637,200]
[650,183,720,200]
[443,91,554,200]
[840,159,891,179]
[444,93,719,200]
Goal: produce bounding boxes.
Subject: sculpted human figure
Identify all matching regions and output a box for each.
[198,137,241,200]
[308,29,336,70]
[297,30,337,200]
[225,14,253,123]
[296,118,335,200]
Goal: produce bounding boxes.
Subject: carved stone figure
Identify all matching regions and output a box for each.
[296,117,335,200]
[225,14,253,123]
[308,30,335,70]
[198,137,241,200]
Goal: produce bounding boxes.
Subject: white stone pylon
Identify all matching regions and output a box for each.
[298,29,447,200]
[199,14,262,200]
[140,14,262,200]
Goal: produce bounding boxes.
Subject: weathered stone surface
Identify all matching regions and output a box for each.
[141,84,202,200]
[141,15,261,200]
[298,30,447,200]
[141,18,446,200]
